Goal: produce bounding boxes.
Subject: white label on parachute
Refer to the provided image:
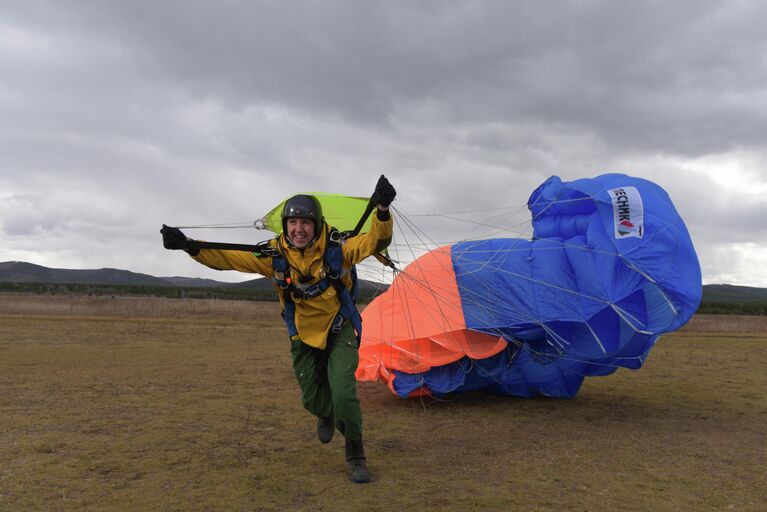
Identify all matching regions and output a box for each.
[608,186,644,239]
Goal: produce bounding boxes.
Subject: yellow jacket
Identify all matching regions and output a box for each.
[192,214,393,349]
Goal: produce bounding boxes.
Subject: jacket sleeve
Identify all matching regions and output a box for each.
[191,247,274,277]
[342,210,394,266]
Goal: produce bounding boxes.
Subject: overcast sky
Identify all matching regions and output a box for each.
[1,1,766,286]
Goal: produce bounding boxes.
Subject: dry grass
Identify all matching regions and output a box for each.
[680,313,767,335]
[1,295,765,511]
[0,294,281,321]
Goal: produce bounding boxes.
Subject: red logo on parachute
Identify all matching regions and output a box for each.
[619,220,635,228]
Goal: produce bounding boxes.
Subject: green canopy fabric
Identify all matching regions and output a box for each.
[259,193,372,234]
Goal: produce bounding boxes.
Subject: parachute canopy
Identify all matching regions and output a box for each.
[258,193,372,234]
[357,174,702,398]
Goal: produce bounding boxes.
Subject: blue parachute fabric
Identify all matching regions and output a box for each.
[396,173,701,398]
[392,346,589,398]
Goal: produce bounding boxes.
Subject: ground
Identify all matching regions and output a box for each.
[0,295,765,511]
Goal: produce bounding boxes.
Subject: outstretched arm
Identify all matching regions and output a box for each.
[343,177,396,265]
[160,224,273,276]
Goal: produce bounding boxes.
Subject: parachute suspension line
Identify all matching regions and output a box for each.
[478,262,609,304]
[404,196,594,218]
[391,209,573,336]
[392,195,633,261]
[394,213,607,322]
[450,294,648,375]
[388,281,442,404]
[387,216,420,352]
[380,215,525,382]
[355,263,399,289]
[420,243,623,259]
[453,201,556,244]
[449,278,549,341]
[435,214,532,239]
[451,238,530,277]
[611,303,648,331]
[388,268,466,319]
[173,222,257,229]
[391,206,444,254]
[452,262,655,368]
[391,211,462,336]
[655,285,679,317]
[393,204,536,257]
[610,304,653,335]
[390,255,647,374]
[392,192,639,258]
[374,213,421,365]
[390,211,520,363]
[392,208,454,283]
[526,191,562,223]
[385,232,556,357]
[539,323,570,351]
[404,204,527,218]
[556,354,644,368]
[450,245,524,317]
[527,192,596,223]
[386,241,631,267]
[395,208,529,321]
[621,259,680,319]
[373,190,683,388]
[392,271,418,343]
[622,259,656,283]
[391,208,502,338]
[431,203,538,246]
[389,264,644,376]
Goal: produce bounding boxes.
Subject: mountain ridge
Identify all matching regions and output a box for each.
[0,261,377,293]
[2,261,766,302]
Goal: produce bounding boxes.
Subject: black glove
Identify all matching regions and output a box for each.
[161,224,189,250]
[372,175,396,208]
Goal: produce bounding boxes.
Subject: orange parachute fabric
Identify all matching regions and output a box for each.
[356,246,507,396]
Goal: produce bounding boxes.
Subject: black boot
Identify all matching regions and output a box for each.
[344,439,371,483]
[317,415,334,444]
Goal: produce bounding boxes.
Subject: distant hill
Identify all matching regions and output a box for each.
[158,276,240,288]
[702,284,767,302]
[0,261,172,287]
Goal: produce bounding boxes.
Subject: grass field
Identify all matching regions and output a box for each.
[1,295,765,511]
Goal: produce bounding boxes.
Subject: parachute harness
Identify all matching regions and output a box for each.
[180,195,396,348]
[270,226,363,344]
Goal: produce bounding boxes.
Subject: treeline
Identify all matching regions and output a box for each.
[2,282,764,314]
[0,281,384,304]
[0,281,277,301]
[696,301,767,316]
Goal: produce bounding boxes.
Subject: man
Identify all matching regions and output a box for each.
[161,177,396,483]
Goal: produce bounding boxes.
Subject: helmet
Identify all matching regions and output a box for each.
[281,194,324,235]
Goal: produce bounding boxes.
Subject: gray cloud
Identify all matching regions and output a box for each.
[1,1,766,285]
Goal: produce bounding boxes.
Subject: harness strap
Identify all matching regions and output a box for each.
[272,227,363,343]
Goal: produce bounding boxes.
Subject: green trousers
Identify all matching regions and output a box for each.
[290,322,363,441]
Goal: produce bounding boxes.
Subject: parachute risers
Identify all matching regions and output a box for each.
[356,246,508,397]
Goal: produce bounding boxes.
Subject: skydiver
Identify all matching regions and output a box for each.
[160,176,396,483]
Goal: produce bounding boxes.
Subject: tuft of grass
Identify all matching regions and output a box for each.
[1,297,765,511]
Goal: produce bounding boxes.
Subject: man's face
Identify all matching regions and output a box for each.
[286,217,315,249]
